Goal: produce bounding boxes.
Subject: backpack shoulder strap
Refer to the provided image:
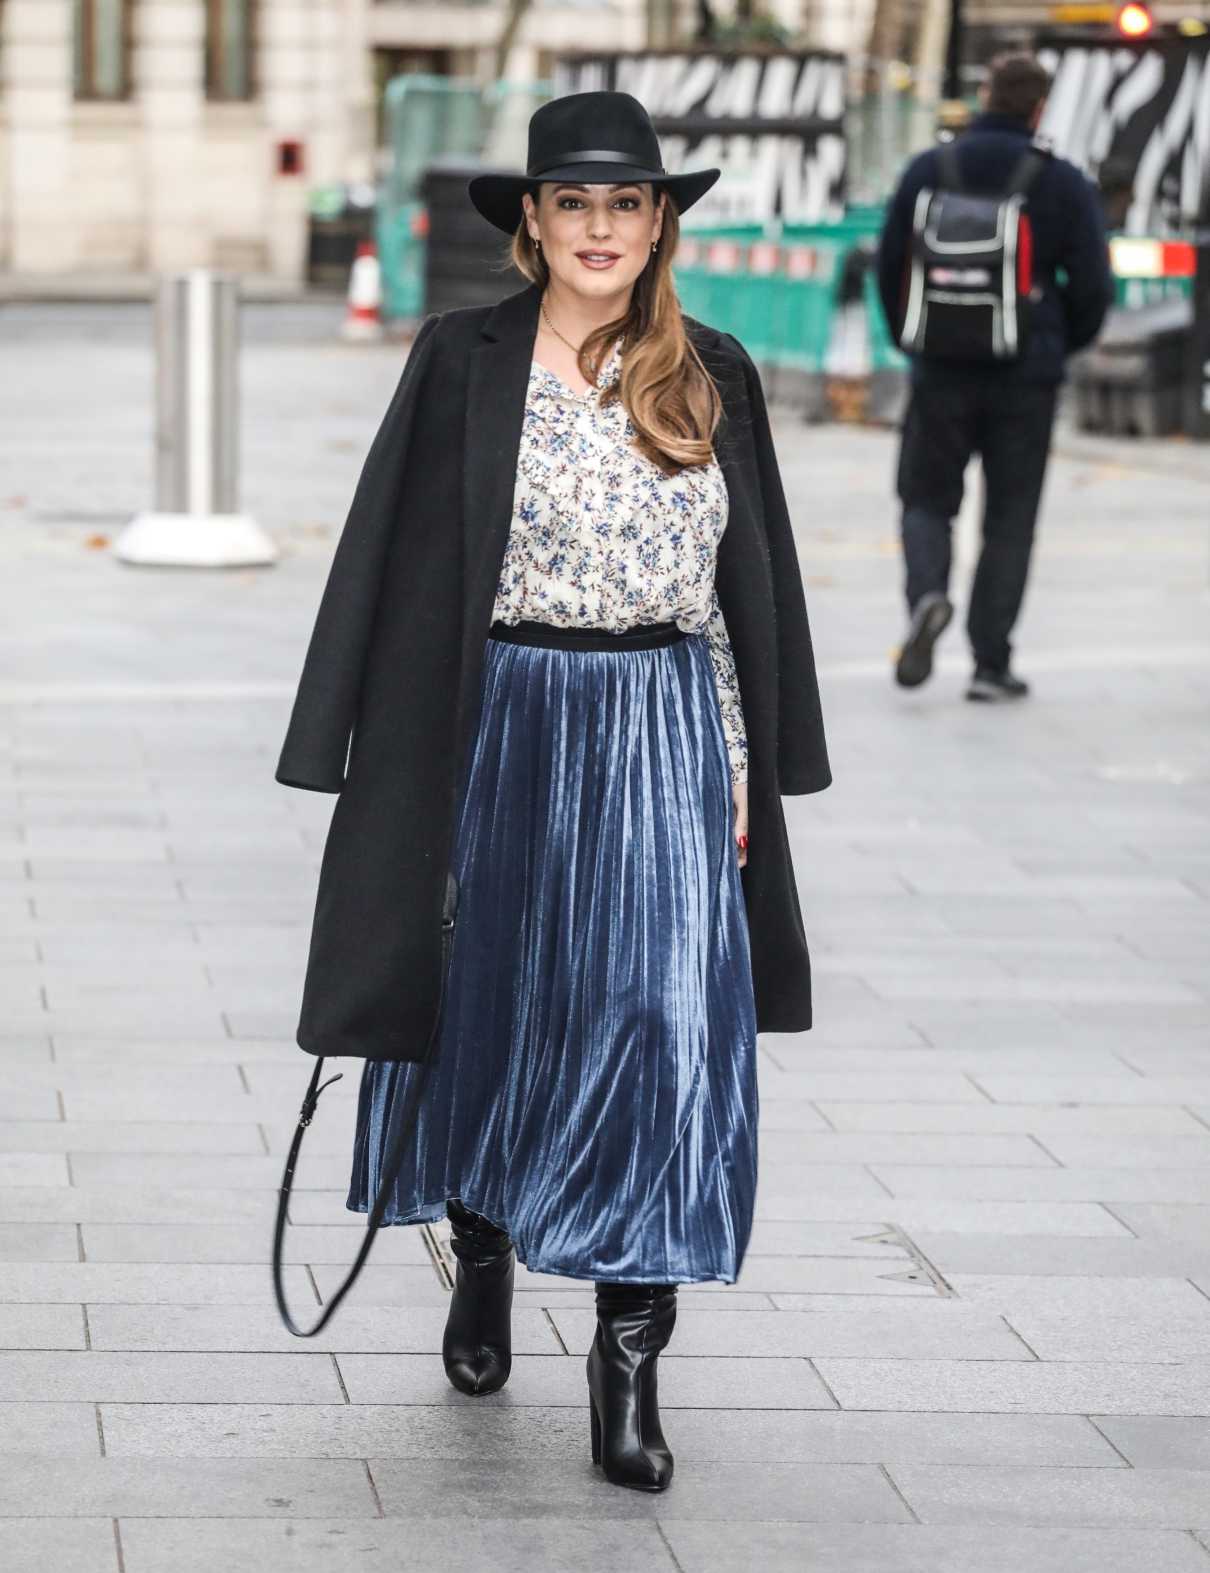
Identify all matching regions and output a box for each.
[935,140,964,193]
[1005,141,1051,200]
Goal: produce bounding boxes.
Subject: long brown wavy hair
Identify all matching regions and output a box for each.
[509,191,723,476]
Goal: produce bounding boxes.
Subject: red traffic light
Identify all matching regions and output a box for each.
[1116,1,1154,34]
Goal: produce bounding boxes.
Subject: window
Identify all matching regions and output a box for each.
[73,0,133,102]
[206,0,256,102]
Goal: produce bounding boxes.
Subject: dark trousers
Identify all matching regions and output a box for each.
[896,374,1058,673]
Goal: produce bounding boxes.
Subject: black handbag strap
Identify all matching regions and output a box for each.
[271,873,458,1338]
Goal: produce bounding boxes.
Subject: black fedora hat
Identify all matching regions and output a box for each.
[467,91,720,235]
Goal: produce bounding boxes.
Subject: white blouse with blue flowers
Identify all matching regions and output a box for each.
[491,336,749,786]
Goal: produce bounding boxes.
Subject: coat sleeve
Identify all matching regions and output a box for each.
[723,333,832,796]
[275,312,441,793]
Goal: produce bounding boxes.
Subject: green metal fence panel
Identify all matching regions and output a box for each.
[376,76,551,320]
[376,200,425,321]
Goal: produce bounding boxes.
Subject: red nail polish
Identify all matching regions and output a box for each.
[737,834,748,850]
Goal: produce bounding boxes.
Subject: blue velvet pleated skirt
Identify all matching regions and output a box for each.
[347,619,759,1284]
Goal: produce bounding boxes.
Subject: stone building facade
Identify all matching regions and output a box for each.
[0,0,654,281]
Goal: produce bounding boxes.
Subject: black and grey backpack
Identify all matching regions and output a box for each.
[897,138,1050,362]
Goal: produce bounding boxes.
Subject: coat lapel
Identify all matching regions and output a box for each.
[461,282,542,651]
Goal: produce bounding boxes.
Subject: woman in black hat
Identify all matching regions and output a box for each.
[278,90,830,1494]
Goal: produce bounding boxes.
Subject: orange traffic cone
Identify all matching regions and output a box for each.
[342,240,384,342]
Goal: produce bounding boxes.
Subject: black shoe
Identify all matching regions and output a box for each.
[966,666,1030,702]
[587,1282,677,1492]
[442,1199,514,1396]
[895,592,953,688]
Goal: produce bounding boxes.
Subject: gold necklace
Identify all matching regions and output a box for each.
[539,296,586,359]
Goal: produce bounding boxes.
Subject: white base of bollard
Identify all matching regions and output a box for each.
[114,512,279,568]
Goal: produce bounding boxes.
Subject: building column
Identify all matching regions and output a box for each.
[4,0,74,272]
[258,0,326,282]
[137,0,209,270]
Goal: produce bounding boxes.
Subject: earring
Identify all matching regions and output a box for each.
[651,240,659,252]
[533,236,541,250]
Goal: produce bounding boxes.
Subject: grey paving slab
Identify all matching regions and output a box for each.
[0,1222,80,1261]
[0,1457,377,1518]
[309,1263,455,1308]
[0,1303,86,1349]
[744,1220,910,1255]
[911,1233,1210,1279]
[714,1257,938,1296]
[0,1520,117,1573]
[750,1197,1129,1235]
[371,1456,910,1521]
[117,1517,677,1573]
[66,1151,350,1186]
[86,1303,562,1355]
[0,1061,242,1091]
[744,1163,892,1197]
[1114,1204,1210,1240]
[0,1152,70,1186]
[750,1132,1055,1166]
[97,1397,1109,1471]
[1094,1418,1210,1470]
[947,1274,1210,1361]
[100,1402,1117,1467]
[548,1304,1032,1360]
[816,1358,1210,1415]
[0,1262,313,1304]
[1028,1135,1210,1169]
[0,1184,277,1224]
[80,1221,431,1264]
[974,1074,1210,1105]
[0,1037,52,1063]
[49,1035,300,1065]
[0,1120,265,1154]
[335,1353,836,1409]
[0,1402,100,1455]
[0,1350,344,1403]
[658,1522,1210,1573]
[817,1102,1208,1135]
[756,1070,989,1101]
[0,1085,60,1118]
[872,1166,1210,1202]
[890,1464,1210,1528]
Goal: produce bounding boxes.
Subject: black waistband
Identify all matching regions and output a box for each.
[487,618,688,652]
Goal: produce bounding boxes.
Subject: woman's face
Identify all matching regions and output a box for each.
[522,182,665,303]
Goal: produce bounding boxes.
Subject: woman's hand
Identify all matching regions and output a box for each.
[732,779,748,868]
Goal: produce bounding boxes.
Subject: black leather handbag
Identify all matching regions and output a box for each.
[271,870,460,1337]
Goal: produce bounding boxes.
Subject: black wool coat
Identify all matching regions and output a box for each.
[276,281,831,1062]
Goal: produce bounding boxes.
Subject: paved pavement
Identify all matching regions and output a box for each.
[2,302,1209,1571]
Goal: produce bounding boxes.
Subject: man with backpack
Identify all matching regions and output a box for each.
[877,52,1113,700]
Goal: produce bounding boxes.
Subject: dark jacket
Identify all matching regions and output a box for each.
[275,281,831,1062]
[877,112,1114,385]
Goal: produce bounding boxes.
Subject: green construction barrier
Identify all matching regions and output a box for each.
[673,210,898,378]
[376,200,426,320]
[375,76,550,321]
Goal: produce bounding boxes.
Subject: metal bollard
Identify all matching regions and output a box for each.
[115,269,278,566]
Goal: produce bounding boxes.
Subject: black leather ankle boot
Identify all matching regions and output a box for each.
[586,1281,677,1491]
[442,1198,515,1396]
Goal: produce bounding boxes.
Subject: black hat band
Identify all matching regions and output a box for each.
[529,148,665,176]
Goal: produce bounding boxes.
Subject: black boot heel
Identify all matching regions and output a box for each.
[442,1198,515,1396]
[586,1281,677,1492]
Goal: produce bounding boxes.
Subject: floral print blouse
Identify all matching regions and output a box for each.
[492,336,749,786]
